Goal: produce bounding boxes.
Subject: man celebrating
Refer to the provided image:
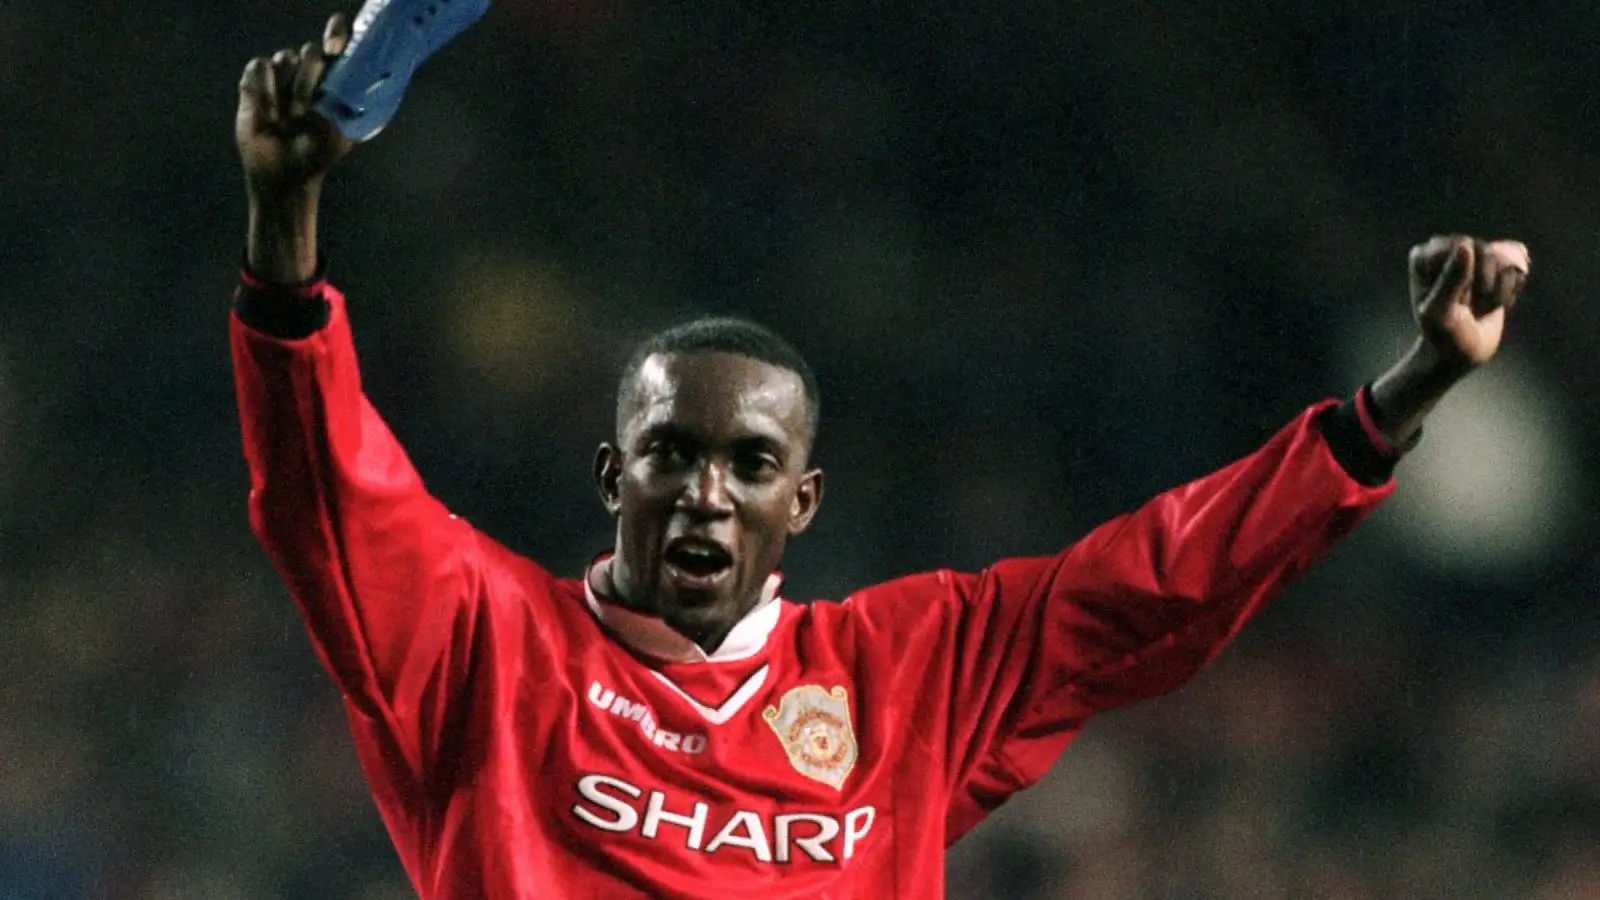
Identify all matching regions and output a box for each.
[232,12,1531,900]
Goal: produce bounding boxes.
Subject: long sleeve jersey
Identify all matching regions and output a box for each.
[231,273,1397,899]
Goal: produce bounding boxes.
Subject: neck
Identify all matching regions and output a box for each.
[590,559,757,654]
[674,618,737,655]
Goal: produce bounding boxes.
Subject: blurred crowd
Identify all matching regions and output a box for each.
[3,1,1599,897]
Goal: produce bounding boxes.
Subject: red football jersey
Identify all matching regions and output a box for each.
[231,283,1392,899]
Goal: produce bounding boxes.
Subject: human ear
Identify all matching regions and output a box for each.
[594,443,623,517]
[787,467,824,536]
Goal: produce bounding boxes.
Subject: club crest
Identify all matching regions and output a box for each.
[762,685,858,790]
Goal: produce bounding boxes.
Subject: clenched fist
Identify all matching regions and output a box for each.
[1408,235,1531,370]
[1366,233,1533,448]
[237,12,356,190]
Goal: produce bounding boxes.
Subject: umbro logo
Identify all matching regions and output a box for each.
[588,681,709,755]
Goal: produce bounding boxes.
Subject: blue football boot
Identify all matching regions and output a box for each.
[314,0,492,141]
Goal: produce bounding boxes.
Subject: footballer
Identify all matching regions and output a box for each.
[230,11,1532,899]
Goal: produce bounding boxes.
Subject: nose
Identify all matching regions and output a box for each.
[679,460,735,516]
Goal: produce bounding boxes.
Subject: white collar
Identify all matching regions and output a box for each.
[582,558,785,664]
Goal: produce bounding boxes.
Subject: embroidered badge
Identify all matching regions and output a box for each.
[762,685,858,790]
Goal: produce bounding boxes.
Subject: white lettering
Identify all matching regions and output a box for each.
[587,683,616,709]
[571,775,871,865]
[705,810,773,862]
[641,791,709,850]
[775,813,840,863]
[610,697,648,721]
[587,682,707,754]
[572,775,641,832]
[843,806,875,860]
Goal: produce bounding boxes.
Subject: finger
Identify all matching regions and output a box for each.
[1469,239,1531,314]
[1485,240,1531,312]
[1490,267,1528,313]
[1488,239,1531,276]
[1418,236,1473,320]
[270,48,300,116]
[1472,238,1497,309]
[290,41,326,118]
[1408,234,1463,299]
[246,54,281,122]
[238,55,272,113]
[324,11,352,57]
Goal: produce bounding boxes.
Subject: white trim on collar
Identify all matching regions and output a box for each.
[582,559,785,664]
[650,666,769,724]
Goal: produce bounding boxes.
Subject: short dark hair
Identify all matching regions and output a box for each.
[616,316,821,450]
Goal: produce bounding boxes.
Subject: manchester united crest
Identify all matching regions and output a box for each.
[762,685,858,790]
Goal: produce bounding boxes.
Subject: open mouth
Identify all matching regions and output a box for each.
[663,538,734,588]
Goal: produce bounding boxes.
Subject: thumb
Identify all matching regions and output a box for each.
[1418,237,1473,321]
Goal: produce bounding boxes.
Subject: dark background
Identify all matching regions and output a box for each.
[3,1,1598,897]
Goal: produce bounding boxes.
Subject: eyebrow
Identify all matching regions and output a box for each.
[633,422,792,457]
[633,422,695,448]
[733,433,789,459]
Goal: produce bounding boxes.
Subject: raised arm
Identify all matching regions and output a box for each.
[844,234,1530,840]
[231,14,494,785]
[1017,233,1534,716]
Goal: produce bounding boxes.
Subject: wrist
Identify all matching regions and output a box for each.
[246,179,323,283]
[1384,338,1474,397]
[1411,336,1478,382]
[1367,339,1469,447]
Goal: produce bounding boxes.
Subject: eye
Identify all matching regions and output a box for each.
[644,439,692,468]
[735,450,782,481]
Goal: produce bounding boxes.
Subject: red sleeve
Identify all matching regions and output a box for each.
[844,402,1392,843]
[230,280,519,790]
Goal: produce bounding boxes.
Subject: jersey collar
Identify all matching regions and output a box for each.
[582,556,784,664]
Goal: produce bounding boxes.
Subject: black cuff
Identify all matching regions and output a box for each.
[1318,387,1417,487]
[233,257,332,339]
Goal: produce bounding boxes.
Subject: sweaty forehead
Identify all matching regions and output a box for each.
[623,352,809,444]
